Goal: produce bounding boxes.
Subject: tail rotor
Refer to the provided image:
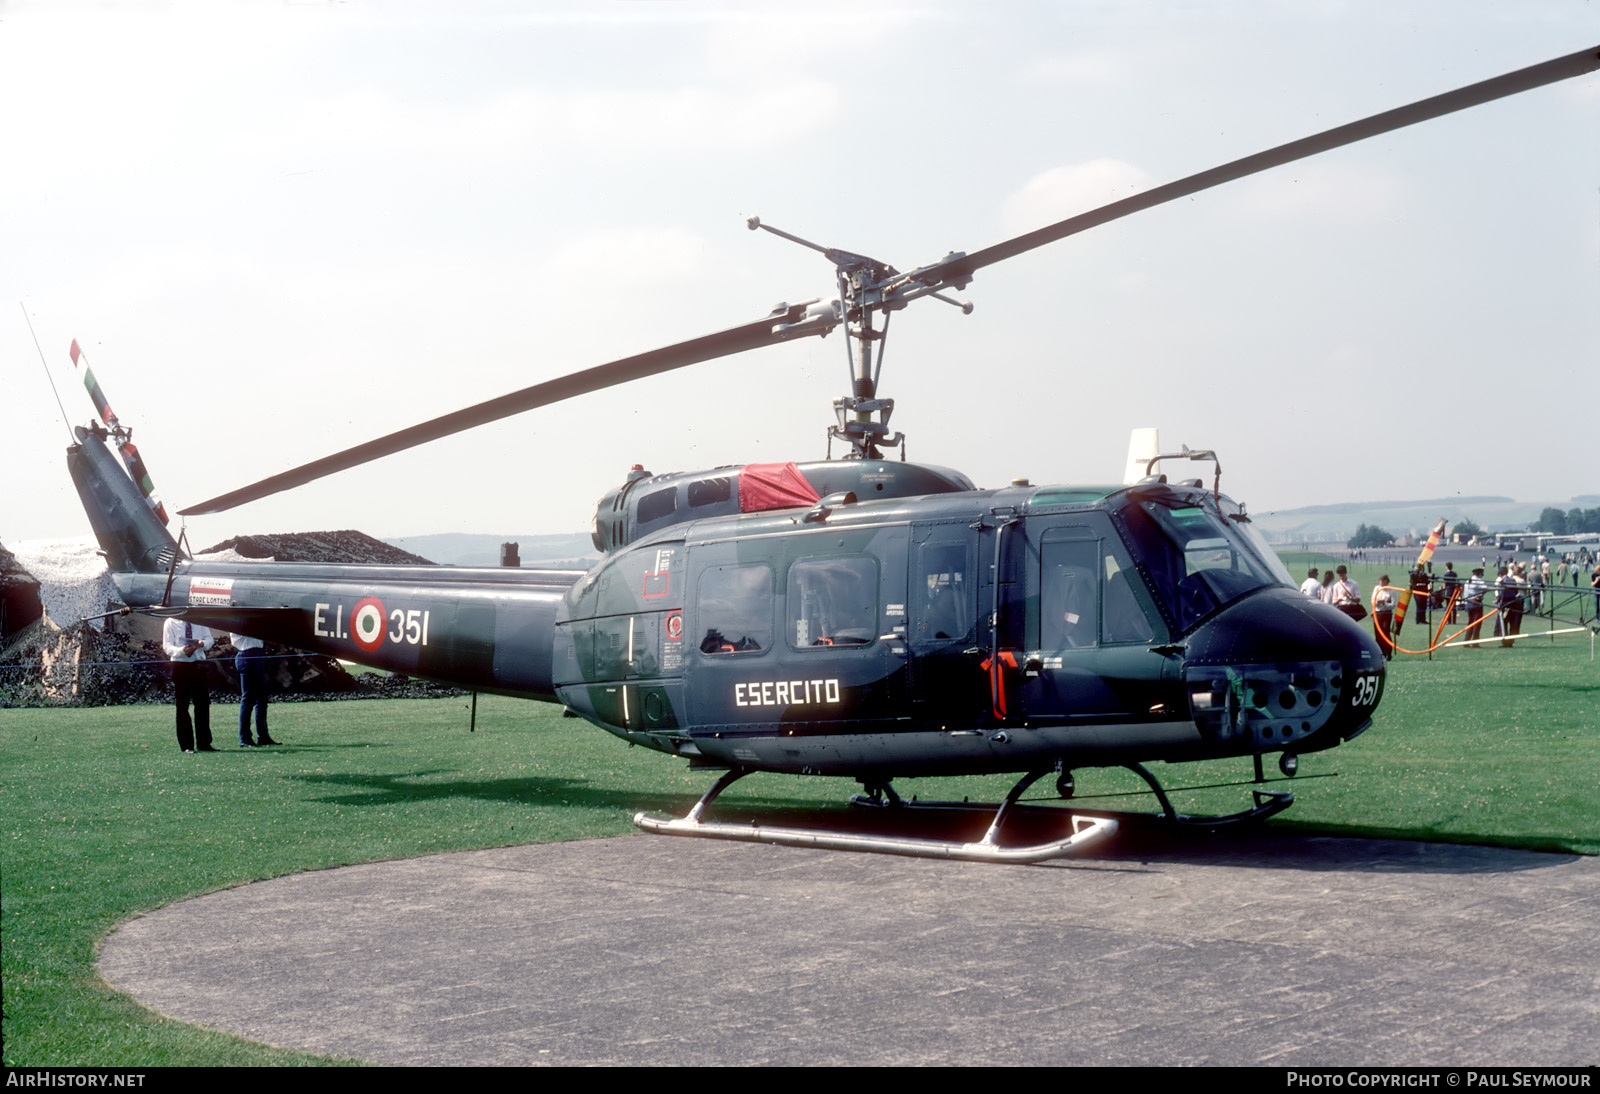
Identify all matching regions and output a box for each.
[69,339,171,525]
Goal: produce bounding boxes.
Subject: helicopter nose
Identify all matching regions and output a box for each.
[1181,588,1386,756]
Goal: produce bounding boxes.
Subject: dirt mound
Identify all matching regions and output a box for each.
[0,616,166,706]
[199,531,433,565]
[1,541,45,645]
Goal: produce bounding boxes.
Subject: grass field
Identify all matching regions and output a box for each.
[3,624,1597,1065]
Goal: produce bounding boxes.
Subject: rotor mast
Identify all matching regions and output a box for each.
[748,216,973,460]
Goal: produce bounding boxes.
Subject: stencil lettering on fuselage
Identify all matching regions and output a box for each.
[734,679,841,707]
[312,598,431,653]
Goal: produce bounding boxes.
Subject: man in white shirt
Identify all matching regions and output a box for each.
[1463,567,1488,646]
[161,616,215,753]
[1373,574,1397,660]
[1329,565,1363,618]
[1299,567,1321,600]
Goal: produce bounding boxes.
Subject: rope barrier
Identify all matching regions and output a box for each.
[1370,582,1598,656]
[0,651,329,673]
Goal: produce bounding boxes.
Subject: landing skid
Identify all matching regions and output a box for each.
[1123,761,1294,828]
[849,760,1295,830]
[633,767,1118,865]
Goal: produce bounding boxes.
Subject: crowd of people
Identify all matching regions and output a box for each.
[1299,545,1600,657]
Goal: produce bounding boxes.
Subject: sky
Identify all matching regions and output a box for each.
[4,0,1598,548]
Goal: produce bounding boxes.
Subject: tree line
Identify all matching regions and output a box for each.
[1347,523,1394,548]
[1532,507,1600,536]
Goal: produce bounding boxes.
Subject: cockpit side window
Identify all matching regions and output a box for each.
[1040,538,1099,650]
[1102,551,1156,644]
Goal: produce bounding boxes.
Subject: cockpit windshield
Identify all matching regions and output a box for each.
[1118,494,1289,632]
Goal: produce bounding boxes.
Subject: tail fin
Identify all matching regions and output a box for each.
[1123,427,1159,484]
[70,339,171,524]
[67,426,182,574]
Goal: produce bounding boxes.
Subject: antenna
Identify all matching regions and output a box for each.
[20,303,76,443]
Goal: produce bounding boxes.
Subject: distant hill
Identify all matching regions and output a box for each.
[1249,496,1597,544]
[383,533,597,568]
[385,494,1597,556]
[1260,496,1512,517]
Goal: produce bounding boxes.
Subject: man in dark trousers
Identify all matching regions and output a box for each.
[1409,566,1431,626]
[230,631,280,748]
[161,616,215,752]
[1463,567,1488,647]
[1441,561,1462,623]
[1499,566,1525,648]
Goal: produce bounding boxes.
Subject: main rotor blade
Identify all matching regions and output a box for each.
[180,304,831,515]
[932,45,1600,285]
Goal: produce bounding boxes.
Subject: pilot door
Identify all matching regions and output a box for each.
[1020,515,1181,728]
[907,523,990,728]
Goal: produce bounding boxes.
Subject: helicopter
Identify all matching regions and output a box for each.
[65,44,1600,864]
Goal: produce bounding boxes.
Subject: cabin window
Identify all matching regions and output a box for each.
[637,487,678,525]
[788,556,877,649]
[697,563,772,655]
[688,477,732,507]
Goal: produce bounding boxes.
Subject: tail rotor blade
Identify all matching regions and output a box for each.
[70,338,120,430]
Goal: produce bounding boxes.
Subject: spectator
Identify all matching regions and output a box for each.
[1499,565,1524,648]
[1464,567,1488,647]
[161,617,215,753]
[1373,575,1396,660]
[231,633,281,748]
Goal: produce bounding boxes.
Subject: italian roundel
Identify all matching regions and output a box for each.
[351,596,387,652]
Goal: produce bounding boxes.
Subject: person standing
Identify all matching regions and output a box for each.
[1328,565,1366,627]
[162,616,215,753]
[1300,567,1321,600]
[1499,565,1525,648]
[1463,567,1488,647]
[1373,575,1396,660]
[231,633,280,748]
[1330,565,1362,612]
[1408,565,1431,626]
[1319,569,1337,603]
[1441,561,1462,623]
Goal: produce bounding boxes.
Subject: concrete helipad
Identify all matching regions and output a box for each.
[98,829,1599,1066]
